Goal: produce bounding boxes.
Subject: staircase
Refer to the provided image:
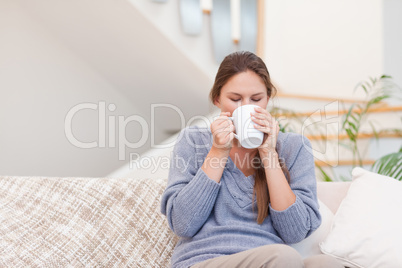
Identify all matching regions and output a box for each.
[19,0,216,153]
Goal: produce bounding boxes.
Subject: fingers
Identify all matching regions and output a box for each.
[251,109,269,119]
[211,111,235,149]
[254,123,271,134]
[253,106,270,116]
[212,112,233,130]
[252,107,272,124]
[251,108,279,136]
[213,125,235,149]
[215,112,232,128]
[217,122,235,136]
[251,113,271,130]
[252,117,269,128]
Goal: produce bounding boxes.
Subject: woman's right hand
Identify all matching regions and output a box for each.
[210,111,235,153]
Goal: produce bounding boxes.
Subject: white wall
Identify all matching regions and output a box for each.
[0,1,140,177]
[0,0,216,177]
[264,0,384,100]
[383,0,402,99]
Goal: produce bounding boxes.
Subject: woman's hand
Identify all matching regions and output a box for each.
[251,106,280,156]
[210,111,235,153]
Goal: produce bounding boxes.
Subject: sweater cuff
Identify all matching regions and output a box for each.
[269,195,309,243]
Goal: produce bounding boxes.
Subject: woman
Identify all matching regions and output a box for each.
[161,51,343,268]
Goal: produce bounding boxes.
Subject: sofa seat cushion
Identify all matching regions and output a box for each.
[0,176,178,267]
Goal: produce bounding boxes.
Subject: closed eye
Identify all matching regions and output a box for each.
[231,99,241,102]
[252,99,262,102]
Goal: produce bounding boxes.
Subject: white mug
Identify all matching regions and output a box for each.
[228,104,264,149]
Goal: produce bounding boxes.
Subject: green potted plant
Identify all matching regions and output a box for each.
[275,75,402,181]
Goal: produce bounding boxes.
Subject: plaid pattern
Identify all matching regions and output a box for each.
[0,176,178,267]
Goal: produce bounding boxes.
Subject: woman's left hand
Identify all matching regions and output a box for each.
[251,106,280,155]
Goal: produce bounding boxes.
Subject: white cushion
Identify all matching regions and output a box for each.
[319,167,402,268]
[291,199,334,258]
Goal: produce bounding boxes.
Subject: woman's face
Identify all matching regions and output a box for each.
[214,70,269,115]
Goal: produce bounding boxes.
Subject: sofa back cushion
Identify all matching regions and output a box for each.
[316,181,351,214]
[0,176,178,267]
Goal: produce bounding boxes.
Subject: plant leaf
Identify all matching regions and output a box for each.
[345,128,356,141]
[361,84,368,94]
[350,113,359,123]
[342,105,355,129]
[372,149,402,181]
[368,95,390,106]
[368,121,379,139]
[348,122,358,133]
[316,165,333,182]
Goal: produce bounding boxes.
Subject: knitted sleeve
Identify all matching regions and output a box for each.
[269,134,322,244]
[160,127,221,238]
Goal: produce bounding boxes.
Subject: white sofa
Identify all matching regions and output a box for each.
[5,167,402,268]
[317,181,351,215]
[0,175,354,267]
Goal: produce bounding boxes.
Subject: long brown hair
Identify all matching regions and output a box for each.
[209,51,290,224]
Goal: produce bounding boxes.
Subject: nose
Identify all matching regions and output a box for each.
[242,100,251,106]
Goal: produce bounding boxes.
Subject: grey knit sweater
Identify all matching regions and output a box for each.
[161,126,321,268]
